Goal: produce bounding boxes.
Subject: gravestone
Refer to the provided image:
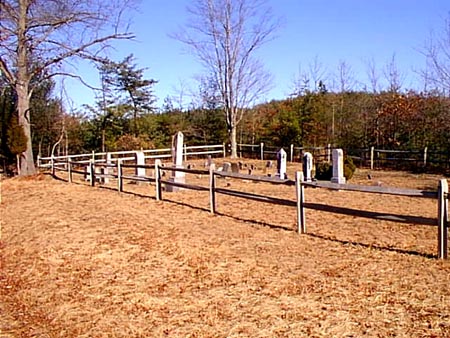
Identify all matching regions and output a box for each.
[101,152,112,184]
[331,148,346,184]
[222,162,231,172]
[276,148,287,179]
[231,162,240,173]
[167,131,185,192]
[264,160,273,176]
[205,155,213,168]
[135,151,146,178]
[303,152,313,182]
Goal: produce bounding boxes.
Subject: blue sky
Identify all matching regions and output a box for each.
[63,0,449,111]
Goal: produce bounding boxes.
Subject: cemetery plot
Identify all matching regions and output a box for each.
[1,170,449,337]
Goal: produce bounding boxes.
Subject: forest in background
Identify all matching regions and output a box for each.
[1,63,450,175]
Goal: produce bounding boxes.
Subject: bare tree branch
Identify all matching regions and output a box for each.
[173,0,280,157]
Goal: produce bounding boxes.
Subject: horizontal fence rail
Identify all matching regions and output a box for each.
[49,155,449,260]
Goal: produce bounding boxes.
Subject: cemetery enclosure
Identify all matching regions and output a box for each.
[1,169,450,337]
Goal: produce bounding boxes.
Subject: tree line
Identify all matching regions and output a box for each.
[2,67,450,174]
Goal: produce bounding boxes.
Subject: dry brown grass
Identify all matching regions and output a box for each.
[1,161,450,337]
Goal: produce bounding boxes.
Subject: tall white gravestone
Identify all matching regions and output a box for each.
[303,152,313,182]
[331,148,346,184]
[135,150,146,178]
[276,148,287,179]
[167,131,185,192]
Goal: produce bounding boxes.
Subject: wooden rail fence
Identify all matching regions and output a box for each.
[50,159,449,259]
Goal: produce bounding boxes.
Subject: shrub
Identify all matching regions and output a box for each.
[315,162,332,180]
[314,156,356,181]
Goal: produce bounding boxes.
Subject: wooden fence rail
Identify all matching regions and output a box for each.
[51,159,449,259]
[298,176,449,259]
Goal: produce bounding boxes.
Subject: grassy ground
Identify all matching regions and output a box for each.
[1,161,449,337]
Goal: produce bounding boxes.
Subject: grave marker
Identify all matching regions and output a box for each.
[303,152,313,182]
[331,148,346,184]
[167,131,185,192]
[135,151,146,178]
[276,149,287,179]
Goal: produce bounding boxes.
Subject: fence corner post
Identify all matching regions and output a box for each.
[260,142,264,161]
[209,163,216,214]
[296,171,306,234]
[438,179,448,259]
[155,159,162,201]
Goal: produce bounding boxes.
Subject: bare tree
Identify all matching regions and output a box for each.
[364,57,380,93]
[421,14,450,94]
[383,54,404,93]
[335,60,356,93]
[0,0,136,175]
[174,0,280,158]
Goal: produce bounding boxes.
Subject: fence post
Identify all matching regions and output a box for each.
[37,155,41,168]
[89,160,95,187]
[327,144,331,163]
[184,144,188,162]
[155,159,162,201]
[209,163,216,214]
[438,179,448,259]
[370,146,375,170]
[296,171,306,234]
[117,159,123,192]
[222,143,226,158]
[290,144,294,162]
[68,159,72,183]
[260,142,264,161]
[51,155,55,176]
[423,147,428,167]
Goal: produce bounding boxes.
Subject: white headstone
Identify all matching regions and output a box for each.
[101,152,111,184]
[135,151,146,178]
[222,162,231,172]
[331,148,346,184]
[167,131,185,192]
[303,152,313,182]
[276,149,287,179]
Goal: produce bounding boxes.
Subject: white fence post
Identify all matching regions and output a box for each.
[327,144,331,163]
[68,159,72,183]
[290,144,294,162]
[296,171,306,234]
[370,146,375,170]
[438,179,448,259]
[222,143,226,158]
[423,147,428,167]
[51,155,55,176]
[209,163,216,214]
[260,142,264,161]
[117,159,123,192]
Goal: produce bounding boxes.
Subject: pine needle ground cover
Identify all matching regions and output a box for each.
[1,165,449,337]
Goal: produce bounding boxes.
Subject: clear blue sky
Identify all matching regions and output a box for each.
[63,0,449,111]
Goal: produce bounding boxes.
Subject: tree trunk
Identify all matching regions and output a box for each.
[16,0,36,176]
[230,126,238,158]
[16,82,36,176]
